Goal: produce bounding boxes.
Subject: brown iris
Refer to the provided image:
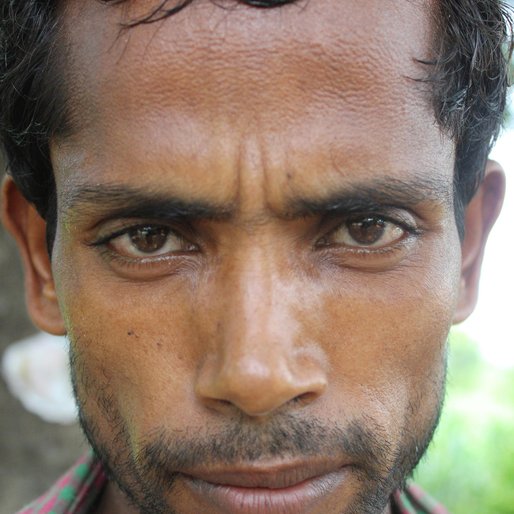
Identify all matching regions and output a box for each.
[347,217,386,245]
[129,226,170,253]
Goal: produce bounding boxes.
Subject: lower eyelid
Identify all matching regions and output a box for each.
[97,245,195,267]
[96,253,201,280]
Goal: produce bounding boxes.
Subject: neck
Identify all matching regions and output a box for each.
[92,481,138,514]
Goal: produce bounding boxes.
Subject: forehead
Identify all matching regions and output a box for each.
[63,0,433,108]
[55,0,452,204]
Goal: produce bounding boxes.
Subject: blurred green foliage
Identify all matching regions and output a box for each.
[414,330,514,514]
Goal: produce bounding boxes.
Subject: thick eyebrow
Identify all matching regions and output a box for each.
[284,176,453,218]
[60,175,452,225]
[61,184,234,222]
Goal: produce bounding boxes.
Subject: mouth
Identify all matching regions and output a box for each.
[179,458,352,514]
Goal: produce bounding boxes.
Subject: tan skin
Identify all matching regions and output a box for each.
[1,0,506,513]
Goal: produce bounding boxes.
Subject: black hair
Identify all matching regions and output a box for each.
[0,0,512,251]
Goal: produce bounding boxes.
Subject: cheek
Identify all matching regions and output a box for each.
[310,243,461,432]
[56,264,205,435]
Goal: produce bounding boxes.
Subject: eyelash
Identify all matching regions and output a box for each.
[317,213,420,247]
[89,223,198,267]
[89,212,421,272]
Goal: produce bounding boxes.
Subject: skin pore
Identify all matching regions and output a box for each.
[0,0,506,513]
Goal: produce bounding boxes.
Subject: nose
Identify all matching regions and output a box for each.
[195,252,328,418]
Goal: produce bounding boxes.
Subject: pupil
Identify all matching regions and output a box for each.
[130,226,169,253]
[348,217,385,245]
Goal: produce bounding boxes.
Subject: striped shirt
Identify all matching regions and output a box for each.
[15,452,450,514]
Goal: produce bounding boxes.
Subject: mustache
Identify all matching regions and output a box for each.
[136,414,391,476]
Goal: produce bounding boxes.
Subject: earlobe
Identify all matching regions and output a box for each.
[1,176,66,335]
[453,159,505,324]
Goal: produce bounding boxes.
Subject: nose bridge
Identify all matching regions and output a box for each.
[195,244,328,417]
[228,245,289,360]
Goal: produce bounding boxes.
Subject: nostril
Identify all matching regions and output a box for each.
[210,398,232,408]
[293,391,319,406]
[195,350,328,417]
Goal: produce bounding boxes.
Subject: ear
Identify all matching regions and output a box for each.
[1,176,65,335]
[453,159,505,324]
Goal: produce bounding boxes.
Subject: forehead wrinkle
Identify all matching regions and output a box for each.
[61,0,434,134]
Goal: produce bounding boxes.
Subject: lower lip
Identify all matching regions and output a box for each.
[181,467,350,514]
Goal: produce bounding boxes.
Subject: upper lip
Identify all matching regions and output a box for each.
[181,457,349,489]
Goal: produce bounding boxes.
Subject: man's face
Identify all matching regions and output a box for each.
[48,0,460,513]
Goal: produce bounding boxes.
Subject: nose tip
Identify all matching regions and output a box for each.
[196,249,329,418]
[196,356,328,417]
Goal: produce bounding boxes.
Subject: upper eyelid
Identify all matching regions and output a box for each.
[344,208,416,222]
[325,211,420,234]
[324,204,415,218]
[89,222,182,247]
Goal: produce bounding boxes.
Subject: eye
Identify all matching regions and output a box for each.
[106,225,197,258]
[323,215,407,249]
